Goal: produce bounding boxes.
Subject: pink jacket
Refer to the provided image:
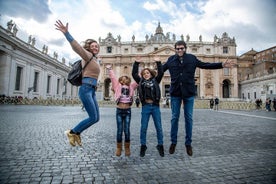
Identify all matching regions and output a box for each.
[108,69,138,104]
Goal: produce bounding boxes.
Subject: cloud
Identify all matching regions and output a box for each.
[146,0,276,54]
[0,0,51,22]
[0,0,275,62]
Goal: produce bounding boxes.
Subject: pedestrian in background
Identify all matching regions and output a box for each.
[214,97,219,111]
[273,98,276,111]
[255,99,261,110]
[106,64,138,156]
[163,40,235,156]
[265,97,272,111]
[209,98,214,110]
[132,56,165,157]
[55,20,100,147]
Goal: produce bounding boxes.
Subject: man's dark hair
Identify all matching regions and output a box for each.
[174,40,187,49]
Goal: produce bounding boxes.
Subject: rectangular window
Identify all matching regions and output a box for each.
[254,92,256,99]
[107,46,112,53]
[223,47,228,54]
[57,78,60,94]
[223,68,230,76]
[47,75,51,94]
[15,66,23,91]
[206,48,211,54]
[33,71,39,92]
[247,93,250,99]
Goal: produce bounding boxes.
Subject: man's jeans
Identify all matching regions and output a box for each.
[116,108,131,142]
[72,83,99,133]
[170,96,194,146]
[140,104,163,145]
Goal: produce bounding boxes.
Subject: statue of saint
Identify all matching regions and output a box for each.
[12,24,18,36]
[186,34,190,42]
[172,34,176,41]
[28,35,32,44]
[214,35,218,42]
[7,20,14,31]
[31,37,36,46]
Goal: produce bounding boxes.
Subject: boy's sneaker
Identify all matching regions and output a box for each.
[64,130,76,146]
[140,145,147,157]
[156,145,164,157]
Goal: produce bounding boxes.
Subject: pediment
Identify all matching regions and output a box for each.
[148,46,175,56]
[239,49,257,58]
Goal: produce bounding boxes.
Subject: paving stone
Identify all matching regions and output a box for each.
[0,105,275,184]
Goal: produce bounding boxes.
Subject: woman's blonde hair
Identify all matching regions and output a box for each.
[83,39,98,51]
[140,68,156,78]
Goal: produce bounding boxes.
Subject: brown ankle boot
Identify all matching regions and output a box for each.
[124,142,131,156]
[116,142,122,156]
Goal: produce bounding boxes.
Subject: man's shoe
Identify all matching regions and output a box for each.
[75,134,82,146]
[140,145,147,157]
[64,130,76,146]
[156,145,164,157]
[186,145,193,156]
[169,144,176,154]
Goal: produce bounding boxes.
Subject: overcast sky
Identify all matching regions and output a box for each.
[0,0,275,63]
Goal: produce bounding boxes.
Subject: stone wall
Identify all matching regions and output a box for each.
[0,97,260,110]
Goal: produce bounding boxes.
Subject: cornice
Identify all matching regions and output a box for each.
[0,26,70,72]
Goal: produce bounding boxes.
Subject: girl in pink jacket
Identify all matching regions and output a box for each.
[106,65,138,156]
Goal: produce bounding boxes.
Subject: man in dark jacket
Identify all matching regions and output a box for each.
[163,40,235,156]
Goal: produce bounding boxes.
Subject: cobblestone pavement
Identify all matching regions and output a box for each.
[0,105,275,184]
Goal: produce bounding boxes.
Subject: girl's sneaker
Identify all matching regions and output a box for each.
[64,130,76,146]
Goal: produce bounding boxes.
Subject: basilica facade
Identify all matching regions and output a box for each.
[0,21,241,102]
[97,23,239,100]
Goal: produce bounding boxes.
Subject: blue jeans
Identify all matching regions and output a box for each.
[72,83,99,134]
[116,108,131,142]
[140,104,163,145]
[170,96,194,146]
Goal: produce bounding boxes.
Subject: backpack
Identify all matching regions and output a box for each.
[67,56,93,86]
